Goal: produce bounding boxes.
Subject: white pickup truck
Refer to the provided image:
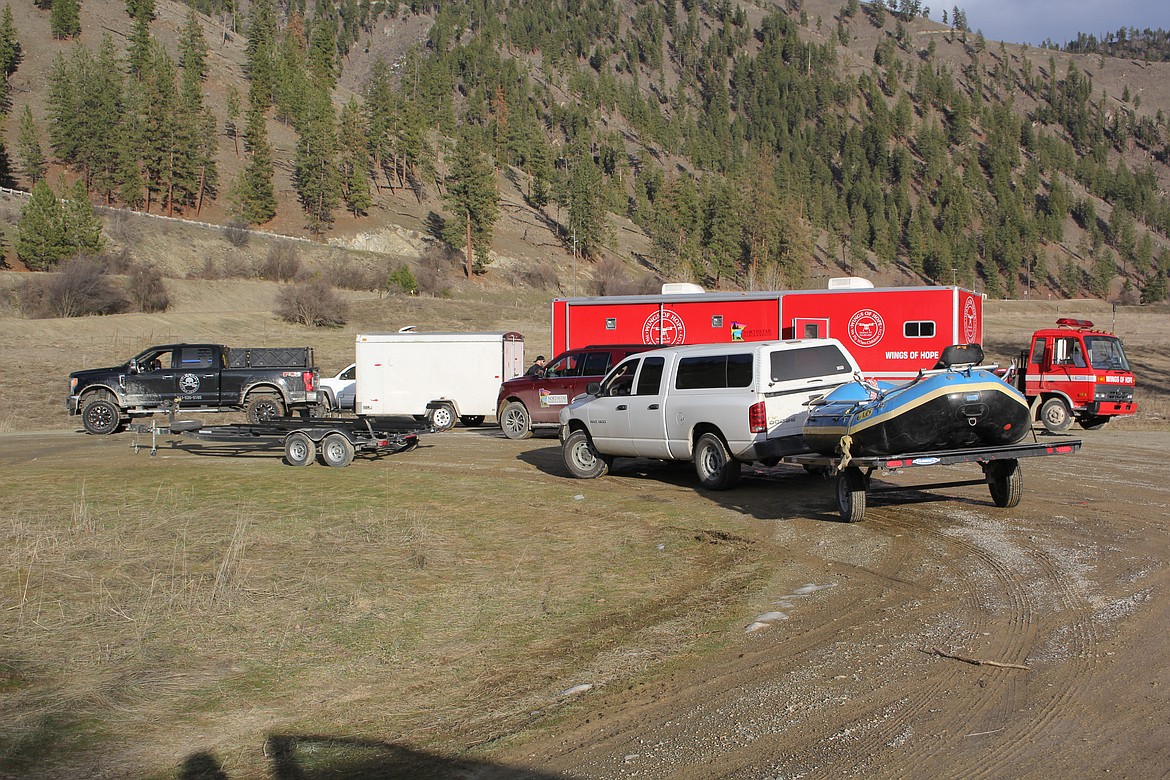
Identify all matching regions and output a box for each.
[559,339,861,490]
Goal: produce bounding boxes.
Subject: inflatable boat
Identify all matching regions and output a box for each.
[802,344,1032,457]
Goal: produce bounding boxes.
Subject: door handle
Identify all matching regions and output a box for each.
[648,404,660,410]
[616,404,627,411]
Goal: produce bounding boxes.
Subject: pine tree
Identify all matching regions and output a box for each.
[16,106,47,184]
[445,131,499,275]
[0,3,22,111]
[293,84,340,235]
[245,0,278,107]
[50,0,81,39]
[15,180,67,269]
[230,95,276,225]
[338,97,372,216]
[62,178,105,256]
[225,84,241,157]
[566,142,606,261]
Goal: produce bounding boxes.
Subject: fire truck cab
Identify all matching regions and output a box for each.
[1016,318,1136,432]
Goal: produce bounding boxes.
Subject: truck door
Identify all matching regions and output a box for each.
[626,356,670,458]
[584,357,641,456]
[173,345,222,406]
[124,348,178,406]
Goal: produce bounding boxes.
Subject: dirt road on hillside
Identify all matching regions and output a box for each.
[476,428,1170,779]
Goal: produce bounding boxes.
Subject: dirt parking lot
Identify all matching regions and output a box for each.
[4,421,1168,778]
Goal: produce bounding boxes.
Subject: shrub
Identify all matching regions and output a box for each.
[415,245,460,296]
[15,257,128,318]
[274,277,347,327]
[323,255,381,291]
[259,241,301,281]
[128,263,171,313]
[223,220,250,248]
[386,264,418,294]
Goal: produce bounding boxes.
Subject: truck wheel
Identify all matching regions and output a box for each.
[284,432,316,467]
[563,430,610,479]
[836,467,867,523]
[427,403,456,432]
[501,401,533,440]
[246,393,284,423]
[1078,415,1109,431]
[319,433,355,468]
[81,396,122,435]
[1039,397,1073,433]
[694,432,742,490]
[460,415,485,427]
[986,459,1022,508]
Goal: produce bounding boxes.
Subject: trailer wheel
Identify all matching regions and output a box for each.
[246,392,284,423]
[563,430,610,479]
[284,432,316,467]
[81,396,123,435]
[1039,397,1073,433]
[500,401,533,440]
[427,403,456,432]
[319,433,355,468]
[1078,415,1109,431]
[986,459,1022,508]
[460,415,485,427]
[694,432,742,490]
[836,467,867,523]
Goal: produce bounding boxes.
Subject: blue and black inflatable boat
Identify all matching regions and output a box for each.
[802,344,1032,457]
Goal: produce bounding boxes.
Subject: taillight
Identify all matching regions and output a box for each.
[302,371,315,392]
[749,401,767,433]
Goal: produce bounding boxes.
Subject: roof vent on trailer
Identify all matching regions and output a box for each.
[661,282,706,295]
[827,277,874,289]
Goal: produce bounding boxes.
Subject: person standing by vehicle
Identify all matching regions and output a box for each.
[525,355,546,377]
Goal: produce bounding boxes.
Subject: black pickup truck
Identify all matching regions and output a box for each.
[67,344,319,434]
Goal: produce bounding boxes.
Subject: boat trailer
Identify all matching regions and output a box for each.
[782,438,1083,523]
[130,415,427,467]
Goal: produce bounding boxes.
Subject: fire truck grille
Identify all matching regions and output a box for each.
[1095,384,1134,403]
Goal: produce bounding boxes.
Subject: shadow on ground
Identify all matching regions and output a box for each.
[180,734,577,780]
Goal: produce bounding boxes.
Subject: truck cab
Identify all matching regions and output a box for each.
[1018,319,1136,432]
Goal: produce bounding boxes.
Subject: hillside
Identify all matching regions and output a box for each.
[1,0,1169,300]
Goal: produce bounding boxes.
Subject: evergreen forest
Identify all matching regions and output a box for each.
[4,0,1170,303]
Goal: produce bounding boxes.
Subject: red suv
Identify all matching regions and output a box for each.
[496,345,649,438]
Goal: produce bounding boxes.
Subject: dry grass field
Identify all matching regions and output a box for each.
[1,277,1169,778]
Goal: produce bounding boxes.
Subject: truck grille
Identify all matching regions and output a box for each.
[1095,384,1134,403]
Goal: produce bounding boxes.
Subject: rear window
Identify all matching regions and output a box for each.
[770,345,853,382]
[580,351,612,376]
[675,353,753,389]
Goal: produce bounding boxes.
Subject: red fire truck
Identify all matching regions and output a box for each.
[550,279,984,380]
[1007,318,1136,432]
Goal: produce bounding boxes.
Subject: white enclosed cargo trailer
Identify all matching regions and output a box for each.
[354,331,525,430]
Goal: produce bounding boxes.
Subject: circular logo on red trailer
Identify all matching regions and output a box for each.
[642,309,687,345]
[963,297,979,344]
[847,309,885,348]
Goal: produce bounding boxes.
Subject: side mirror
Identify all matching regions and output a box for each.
[586,382,601,396]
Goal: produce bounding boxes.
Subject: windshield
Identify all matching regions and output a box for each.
[1085,336,1130,371]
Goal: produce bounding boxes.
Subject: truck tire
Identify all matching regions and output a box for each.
[694,432,742,490]
[284,432,316,467]
[319,432,355,468]
[563,430,610,479]
[1079,415,1109,430]
[986,459,1022,508]
[1039,397,1073,433]
[501,401,533,440]
[427,403,457,432]
[246,392,285,423]
[460,415,485,427]
[80,395,123,435]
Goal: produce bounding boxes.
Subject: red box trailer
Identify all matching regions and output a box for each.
[550,280,983,380]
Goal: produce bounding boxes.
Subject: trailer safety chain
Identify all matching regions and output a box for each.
[836,435,854,470]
